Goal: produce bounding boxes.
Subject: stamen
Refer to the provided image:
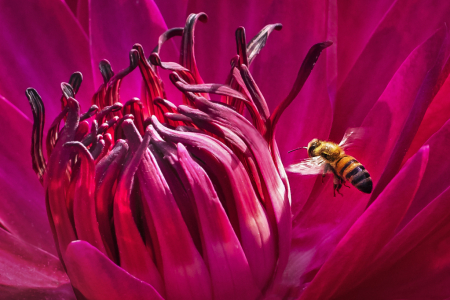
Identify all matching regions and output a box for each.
[246,24,282,65]
[123,98,145,135]
[239,64,270,122]
[235,27,249,67]
[92,60,114,108]
[81,120,98,148]
[104,49,139,107]
[267,41,333,142]
[25,88,46,184]
[153,27,184,54]
[61,72,83,110]
[96,102,123,124]
[153,97,180,126]
[132,44,165,117]
[46,106,69,158]
[180,13,208,84]
[80,105,99,122]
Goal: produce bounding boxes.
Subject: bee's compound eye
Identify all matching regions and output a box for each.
[308,143,318,157]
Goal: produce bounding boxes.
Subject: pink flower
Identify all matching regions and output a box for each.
[1,1,450,299]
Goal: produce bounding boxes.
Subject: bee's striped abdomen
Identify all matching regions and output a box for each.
[335,155,373,194]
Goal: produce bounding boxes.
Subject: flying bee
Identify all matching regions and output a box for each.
[287,129,373,196]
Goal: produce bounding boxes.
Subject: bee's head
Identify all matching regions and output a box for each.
[307,139,321,157]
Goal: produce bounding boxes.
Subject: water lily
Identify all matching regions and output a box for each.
[2,1,450,300]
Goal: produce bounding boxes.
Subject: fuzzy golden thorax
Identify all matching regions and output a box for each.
[307,139,343,162]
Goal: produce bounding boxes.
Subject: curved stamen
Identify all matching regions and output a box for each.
[80,105,99,122]
[180,13,208,85]
[267,41,333,142]
[25,88,46,184]
[246,24,283,65]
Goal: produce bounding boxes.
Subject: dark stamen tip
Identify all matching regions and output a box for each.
[111,102,124,112]
[129,49,140,69]
[196,12,208,23]
[61,82,75,99]
[149,53,162,66]
[99,60,114,84]
[25,88,46,184]
[69,72,83,94]
[169,72,182,83]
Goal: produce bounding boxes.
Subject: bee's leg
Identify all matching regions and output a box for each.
[322,163,331,184]
[342,180,351,189]
[333,174,343,197]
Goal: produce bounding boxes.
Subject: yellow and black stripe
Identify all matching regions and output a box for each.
[334,155,373,194]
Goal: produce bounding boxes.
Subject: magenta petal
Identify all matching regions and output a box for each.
[331,0,450,140]
[65,240,164,300]
[338,211,450,299]
[298,146,429,300]
[367,185,450,280]
[357,27,449,183]
[89,0,178,103]
[0,0,94,121]
[0,95,55,254]
[369,28,450,205]
[177,143,261,300]
[396,117,450,228]
[0,228,70,292]
[336,0,395,87]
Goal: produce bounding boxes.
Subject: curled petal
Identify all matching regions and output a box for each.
[114,122,164,294]
[177,143,261,299]
[95,140,128,262]
[63,142,106,255]
[181,96,291,288]
[125,122,213,300]
[45,97,80,264]
[152,116,276,290]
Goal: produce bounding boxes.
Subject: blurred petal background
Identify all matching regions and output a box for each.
[1,0,450,299]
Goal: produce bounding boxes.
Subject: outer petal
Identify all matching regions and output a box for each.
[65,240,164,300]
[336,0,395,87]
[331,0,450,140]
[298,146,428,300]
[356,28,447,183]
[396,116,450,230]
[0,228,74,299]
[89,0,179,103]
[0,95,54,254]
[338,208,450,299]
[0,0,94,122]
[153,0,188,30]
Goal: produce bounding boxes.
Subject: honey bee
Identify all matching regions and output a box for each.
[287,129,372,196]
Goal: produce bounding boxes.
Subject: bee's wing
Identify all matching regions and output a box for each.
[339,127,365,150]
[287,156,326,175]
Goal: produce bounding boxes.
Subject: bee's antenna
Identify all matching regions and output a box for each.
[288,146,308,153]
